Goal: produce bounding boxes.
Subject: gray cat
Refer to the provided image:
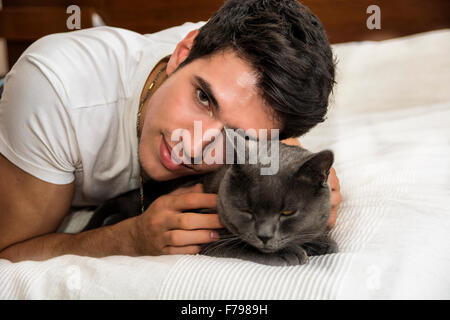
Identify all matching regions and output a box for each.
[82,142,337,266]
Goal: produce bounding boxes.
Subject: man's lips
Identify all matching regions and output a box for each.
[160,135,192,171]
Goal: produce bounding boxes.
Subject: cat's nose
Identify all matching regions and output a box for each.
[258,235,272,245]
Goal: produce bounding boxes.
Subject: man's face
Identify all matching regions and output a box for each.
[139,50,280,181]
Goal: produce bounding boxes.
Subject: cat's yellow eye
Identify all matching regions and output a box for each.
[281,210,294,216]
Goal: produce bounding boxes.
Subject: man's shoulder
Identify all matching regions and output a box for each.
[17,27,151,109]
[21,26,152,76]
[24,26,147,55]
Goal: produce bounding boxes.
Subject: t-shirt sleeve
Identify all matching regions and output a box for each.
[0,55,79,185]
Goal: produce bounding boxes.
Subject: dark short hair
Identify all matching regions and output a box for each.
[178,0,336,139]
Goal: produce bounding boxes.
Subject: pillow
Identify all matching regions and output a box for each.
[329,29,450,116]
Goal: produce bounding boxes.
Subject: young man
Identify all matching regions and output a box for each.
[0,0,341,262]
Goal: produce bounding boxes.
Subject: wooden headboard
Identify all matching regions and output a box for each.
[1,0,449,71]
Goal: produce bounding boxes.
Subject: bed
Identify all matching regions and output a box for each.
[1,25,449,299]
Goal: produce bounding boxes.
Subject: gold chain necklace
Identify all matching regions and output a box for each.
[136,64,167,214]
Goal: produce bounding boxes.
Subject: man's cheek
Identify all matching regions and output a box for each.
[202,132,227,165]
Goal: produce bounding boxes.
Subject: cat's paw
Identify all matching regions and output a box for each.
[303,237,338,256]
[277,246,309,266]
[325,239,338,254]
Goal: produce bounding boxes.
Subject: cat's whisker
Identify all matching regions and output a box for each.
[291,232,320,240]
[235,241,253,256]
[217,233,239,239]
[201,237,240,254]
[203,238,235,250]
[278,233,322,247]
[228,239,245,250]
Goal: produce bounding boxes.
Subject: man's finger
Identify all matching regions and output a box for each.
[168,212,224,230]
[330,190,342,207]
[328,206,338,229]
[328,167,340,191]
[169,183,204,195]
[168,192,217,211]
[163,229,219,247]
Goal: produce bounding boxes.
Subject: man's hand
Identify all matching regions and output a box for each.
[281,138,342,229]
[132,184,224,255]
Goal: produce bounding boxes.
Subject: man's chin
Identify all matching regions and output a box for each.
[144,163,195,182]
[141,151,221,182]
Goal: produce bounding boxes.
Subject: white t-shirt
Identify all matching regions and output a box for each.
[0,22,206,206]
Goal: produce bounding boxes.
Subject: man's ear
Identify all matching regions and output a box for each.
[166,29,199,75]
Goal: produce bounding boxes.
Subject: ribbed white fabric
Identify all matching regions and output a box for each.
[158,253,354,299]
[157,101,450,300]
[1,29,449,300]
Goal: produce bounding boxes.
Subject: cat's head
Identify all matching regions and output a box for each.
[217,143,333,253]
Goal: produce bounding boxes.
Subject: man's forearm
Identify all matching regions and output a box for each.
[0,217,138,262]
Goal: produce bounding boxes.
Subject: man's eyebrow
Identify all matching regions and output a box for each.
[193,75,222,112]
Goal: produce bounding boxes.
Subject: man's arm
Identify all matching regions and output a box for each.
[281,138,341,228]
[0,218,138,262]
[0,153,139,262]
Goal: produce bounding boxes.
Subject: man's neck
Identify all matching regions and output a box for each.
[138,56,170,134]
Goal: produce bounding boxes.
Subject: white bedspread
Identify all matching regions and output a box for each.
[1,29,449,300]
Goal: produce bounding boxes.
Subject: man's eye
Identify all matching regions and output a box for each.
[196,89,210,108]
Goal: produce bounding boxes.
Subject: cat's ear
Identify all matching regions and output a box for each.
[296,150,334,187]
